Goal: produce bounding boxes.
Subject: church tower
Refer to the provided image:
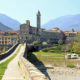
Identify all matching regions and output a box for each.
[37,11,41,32]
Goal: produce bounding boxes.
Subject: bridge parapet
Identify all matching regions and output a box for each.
[0,43,19,60]
[19,44,49,80]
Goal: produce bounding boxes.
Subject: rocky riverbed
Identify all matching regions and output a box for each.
[46,66,80,80]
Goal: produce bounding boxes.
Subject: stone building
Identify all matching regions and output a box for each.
[20,11,66,43]
[40,27,65,43]
[64,31,78,43]
[20,11,41,43]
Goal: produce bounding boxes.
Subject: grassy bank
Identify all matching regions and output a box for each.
[33,51,80,67]
[33,52,64,66]
[41,45,61,53]
[0,44,22,80]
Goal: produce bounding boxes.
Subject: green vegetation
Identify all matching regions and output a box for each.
[30,35,80,67]
[24,76,26,79]
[0,44,22,80]
[41,45,61,53]
[42,42,48,45]
[66,34,80,54]
[72,42,80,54]
[32,40,40,45]
[27,34,80,69]
[33,51,79,67]
[67,64,75,68]
[2,48,6,53]
[33,52,64,66]
[18,61,21,68]
[58,39,63,45]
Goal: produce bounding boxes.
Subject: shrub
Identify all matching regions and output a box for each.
[42,42,47,45]
[32,40,40,45]
[58,40,63,45]
[41,46,61,52]
[2,48,6,53]
[70,48,74,53]
[67,64,75,68]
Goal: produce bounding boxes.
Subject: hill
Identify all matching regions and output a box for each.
[0,14,20,30]
[42,14,80,31]
[0,22,12,31]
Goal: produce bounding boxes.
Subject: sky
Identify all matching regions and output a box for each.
[0,0,80,26]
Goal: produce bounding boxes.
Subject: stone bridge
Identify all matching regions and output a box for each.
[0,44,51,80]
[0,43,19,61]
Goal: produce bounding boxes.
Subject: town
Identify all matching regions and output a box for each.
[0,11,80,80]
[0,11,79,54]
[0,0,80,80]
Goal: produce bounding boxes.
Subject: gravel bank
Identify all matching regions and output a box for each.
[47,66,80,80]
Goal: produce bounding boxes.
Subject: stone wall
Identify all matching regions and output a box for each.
[0,43,19,60]
[40,31,64,42]
[19,44,49,80]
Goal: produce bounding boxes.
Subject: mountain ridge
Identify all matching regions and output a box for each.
[0,22,12,31]
[0,14,20,30]
[42,14,80,31]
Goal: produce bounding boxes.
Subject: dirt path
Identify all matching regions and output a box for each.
[2,45,24,80]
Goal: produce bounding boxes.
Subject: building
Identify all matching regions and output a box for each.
[40,27,65,43]
[0,36,11,45]
[7,30,20,44]
[0,36,11,50]
[20,11,66,43]
[2,30,19,44]
[20,11,41,43]
[0,30,19,51]
[64,31,78,43]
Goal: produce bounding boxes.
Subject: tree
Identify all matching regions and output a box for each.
[72,42,80,53]
[58,40,63,45]
[2,48,6,53]
[32,40,40,45]
[72,35,80,53]
[61,43,73,52]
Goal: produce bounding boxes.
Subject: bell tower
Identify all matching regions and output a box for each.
[37,11,41,31]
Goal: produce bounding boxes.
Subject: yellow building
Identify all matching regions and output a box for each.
[0,36,11,45]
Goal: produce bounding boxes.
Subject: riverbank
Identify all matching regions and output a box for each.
[47,66,80,80]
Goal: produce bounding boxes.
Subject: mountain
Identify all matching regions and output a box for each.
[42,14,80,31]
[0,14,20,30]
[0,22,12,31]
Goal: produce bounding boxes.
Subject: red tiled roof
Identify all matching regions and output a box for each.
[7,30,20,34]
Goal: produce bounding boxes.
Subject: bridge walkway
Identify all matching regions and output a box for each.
[2,45,25,80]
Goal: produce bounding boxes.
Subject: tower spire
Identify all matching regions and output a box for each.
[36,11,41,36]
[37,10,41,29]
[37,10,41,16]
